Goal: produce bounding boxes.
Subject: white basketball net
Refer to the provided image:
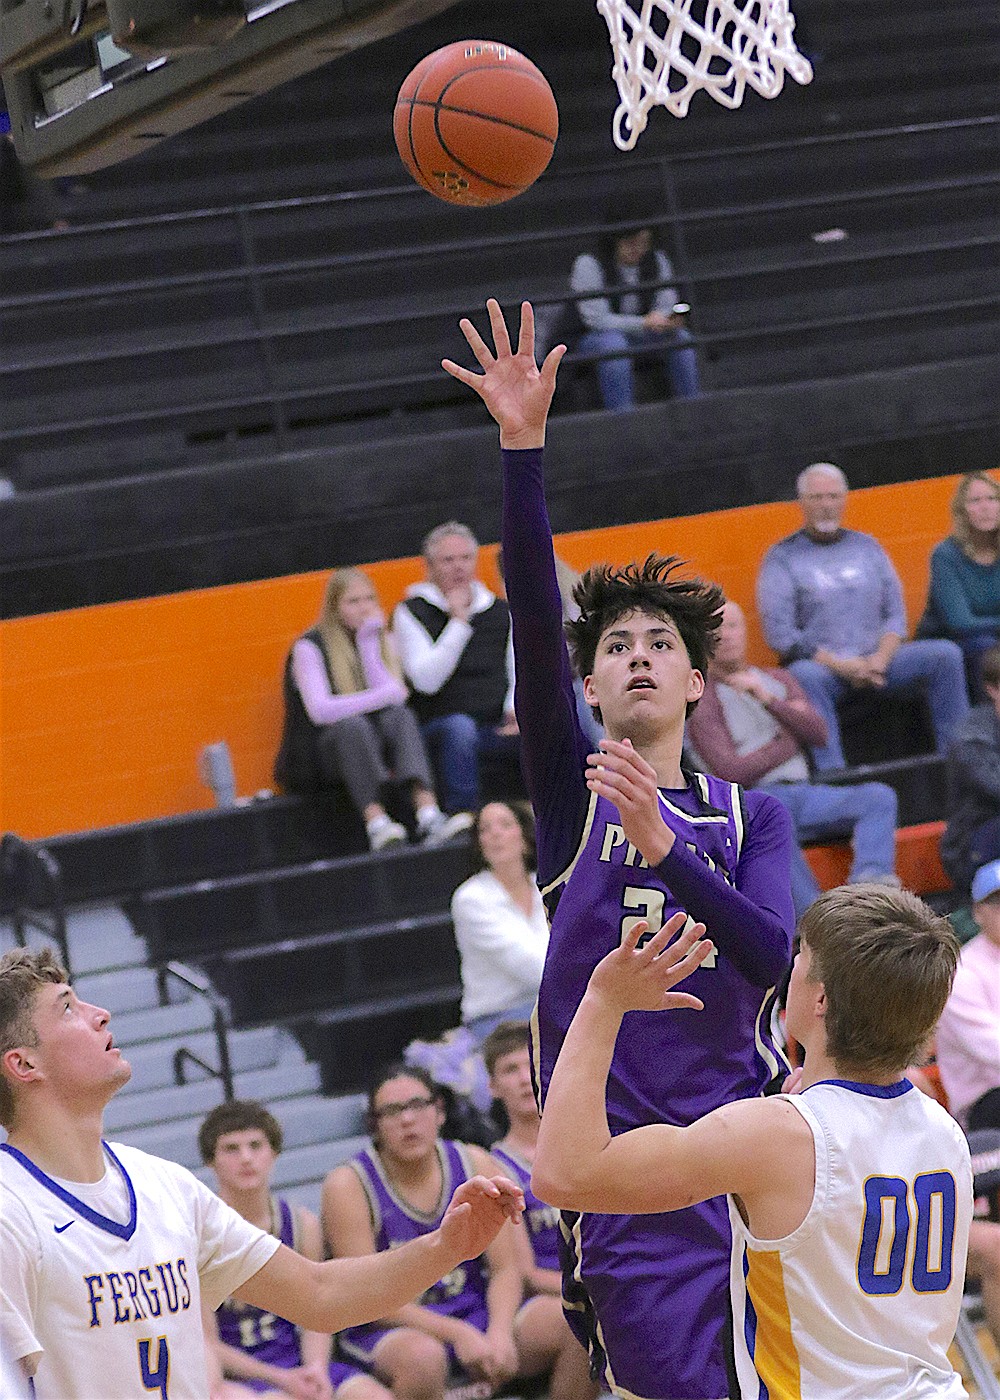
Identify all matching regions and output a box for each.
[597,0,814,149]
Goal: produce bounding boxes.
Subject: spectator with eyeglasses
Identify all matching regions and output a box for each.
[321,1065,568,1400]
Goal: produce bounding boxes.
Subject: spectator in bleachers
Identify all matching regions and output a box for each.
[935,858,1000,1132]
[558,195,700,411]
[687,599,899,917]
[199,1099,389,1400]
[276,568,462,852]
[321,1064,539,1400]
[941,645,1000,892]
[394,523,519,824]
[496,547,603,747]
[451,802,548,1045]
[757,461,969,770]
[918,472,1000,701]
[481,1022,599,1400]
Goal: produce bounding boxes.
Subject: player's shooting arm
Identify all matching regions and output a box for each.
[237,1174,522,1336]
[532,918,789,1216]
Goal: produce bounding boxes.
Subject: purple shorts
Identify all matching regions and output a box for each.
[339,1304,490,1378]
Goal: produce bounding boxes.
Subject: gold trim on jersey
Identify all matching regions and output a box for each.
[745,1247,802,1399]
[352,1140,453,1227]
[754,986,788,1084]
[347,1157,383,1242]
[540,789,600,898]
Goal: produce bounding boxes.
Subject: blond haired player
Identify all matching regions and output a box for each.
[534,886,974,1399]
[0,948,523,1400]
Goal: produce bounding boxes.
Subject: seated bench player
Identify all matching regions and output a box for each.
[481,1022,598,1400]
[199,1099,391,1400]
[321,1064,573,1400]
[533,885,973,1400]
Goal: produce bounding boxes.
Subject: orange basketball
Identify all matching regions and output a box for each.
[393,40,558,207]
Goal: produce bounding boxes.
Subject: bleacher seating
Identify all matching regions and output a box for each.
[1,0,998,548]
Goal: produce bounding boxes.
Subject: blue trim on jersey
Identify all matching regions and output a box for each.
[809,1077,913,1099]
[741,1250,767,1399]
[0,1140,138,1240]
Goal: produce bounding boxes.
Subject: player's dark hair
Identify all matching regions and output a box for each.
[481,1020,531,1078]
[567,555,724,718]
[198,1099,284,1163]
[0,947,69,1128]
[365,1062,442,1139]
[800,885,959,1077]
[470,800,537,875]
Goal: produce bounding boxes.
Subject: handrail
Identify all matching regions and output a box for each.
[0,113,995,243]
[0,834,71,976]
[157,959,234,1100]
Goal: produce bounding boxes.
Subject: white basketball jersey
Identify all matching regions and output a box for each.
[0,1139,279,1400]
[729,1079,973,1400]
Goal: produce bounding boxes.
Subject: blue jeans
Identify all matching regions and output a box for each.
[420,712,521,814]
[958,631,999,702]
[576,327,700,410]
[760,780,898,919]
[788,640,970,770]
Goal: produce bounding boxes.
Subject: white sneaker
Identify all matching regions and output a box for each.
[418,810,475,845]
[366,815,408,851]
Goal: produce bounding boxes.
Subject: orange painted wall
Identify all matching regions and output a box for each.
[0,472,971,840]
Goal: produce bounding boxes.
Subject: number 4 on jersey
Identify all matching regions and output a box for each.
[621,886,718,967]
[138,1337,169,1399]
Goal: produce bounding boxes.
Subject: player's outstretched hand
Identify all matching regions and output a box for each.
[588,914,713,1017]
[440,1174,524,1262]
[586,737,675,865]
[442,299,565,451]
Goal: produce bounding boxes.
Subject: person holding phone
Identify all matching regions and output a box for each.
[557,194,701,410]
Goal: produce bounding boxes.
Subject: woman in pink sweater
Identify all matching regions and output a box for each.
[276,569,464,850]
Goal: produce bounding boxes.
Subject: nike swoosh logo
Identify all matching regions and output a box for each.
[54,1221,74,1233]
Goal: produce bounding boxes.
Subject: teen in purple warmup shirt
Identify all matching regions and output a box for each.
[444,301,795,1400]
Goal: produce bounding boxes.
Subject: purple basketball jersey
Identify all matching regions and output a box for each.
[491,1144,560,1272]
[535,777,787,1398]
[217,1197,302,1374]
[500,445,795,1400]
[340,1140,489,1361]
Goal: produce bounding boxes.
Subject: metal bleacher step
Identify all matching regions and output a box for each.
[0,903,146,977]
[72,965,163,1015]
[118,1090,369,1171]
[116,1025,286,1096]
[269,1135,370,1191]
[110,996,216,1046]
[64,904,148,975]
[103,1059,322,1134]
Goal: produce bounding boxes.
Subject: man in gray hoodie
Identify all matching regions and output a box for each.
[756,462,969,769]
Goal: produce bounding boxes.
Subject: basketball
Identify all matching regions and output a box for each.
[393,40,558,207]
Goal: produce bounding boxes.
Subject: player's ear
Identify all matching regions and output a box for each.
[582,674,597,705]
[687,669,705,703]
[1,1046,41,1088]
